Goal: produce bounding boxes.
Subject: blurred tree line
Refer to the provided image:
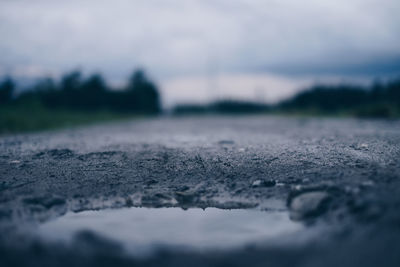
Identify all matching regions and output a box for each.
[172,78,400,117]
[2,71,400,117]
[279,79,400,117]
[174,100,270,114]
[0,69,160,114]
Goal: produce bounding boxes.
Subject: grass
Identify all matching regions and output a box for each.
[2,102,398,135]
[0,103,135,135]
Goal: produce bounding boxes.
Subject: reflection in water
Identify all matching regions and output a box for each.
[38,207,303,255]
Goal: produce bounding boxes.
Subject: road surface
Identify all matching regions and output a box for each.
[1,115,400,266]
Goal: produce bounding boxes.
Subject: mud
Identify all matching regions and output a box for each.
[1,115,400,266]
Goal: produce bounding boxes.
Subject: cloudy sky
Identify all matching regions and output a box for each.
[0,0,399,106]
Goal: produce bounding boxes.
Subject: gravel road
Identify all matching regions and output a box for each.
[1,115,400,267]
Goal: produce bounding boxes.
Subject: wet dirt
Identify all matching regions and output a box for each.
[1,115,400,266]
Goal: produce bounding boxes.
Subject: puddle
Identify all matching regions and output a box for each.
[37,207,304,256]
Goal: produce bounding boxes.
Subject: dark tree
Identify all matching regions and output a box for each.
[32,78,61,108]
[2,68,161,114]
[33,78,56,92]
[80,74,107,109]
[385,79,400,106]
[61,71,82,92]
[58,71,82,108]
[127,70,160,114]
[281,85,368,112]
[0,77,15,105]
[82,74,106,94]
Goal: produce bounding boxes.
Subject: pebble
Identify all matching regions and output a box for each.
[175,191,197,204]
[218,140,235,145]
[360,143,369,149]
[252,179,276,188]
[361,180,375,187]
[289,191,330,220]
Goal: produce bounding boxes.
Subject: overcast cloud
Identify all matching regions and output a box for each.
[0,0,399,105]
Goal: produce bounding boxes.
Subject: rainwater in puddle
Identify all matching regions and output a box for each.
[37,207,305,256]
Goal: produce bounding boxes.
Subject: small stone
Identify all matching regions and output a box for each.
[361,180,374,187]
[23,195,66,209]
[145,179,158,186]
[178,185,190,192]
[360,143,369,149]
[218,140,235,145]
[175,191,197,205]
[289,191,330,220]
[293,185,303,191]
[353,143,369,150]
[345,185,360,194]
[125,198,133,207]
[141,193,173,207]
[252,179,276,188]
[252,180,262,187]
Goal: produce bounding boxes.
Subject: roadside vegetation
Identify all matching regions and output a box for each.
[0,69,160,134]
[0,104,132,134]
[1,72,399,134]
[173,78,400,118]
[278,80,400,118]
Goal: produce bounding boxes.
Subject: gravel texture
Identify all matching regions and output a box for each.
[1,115,400,267]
